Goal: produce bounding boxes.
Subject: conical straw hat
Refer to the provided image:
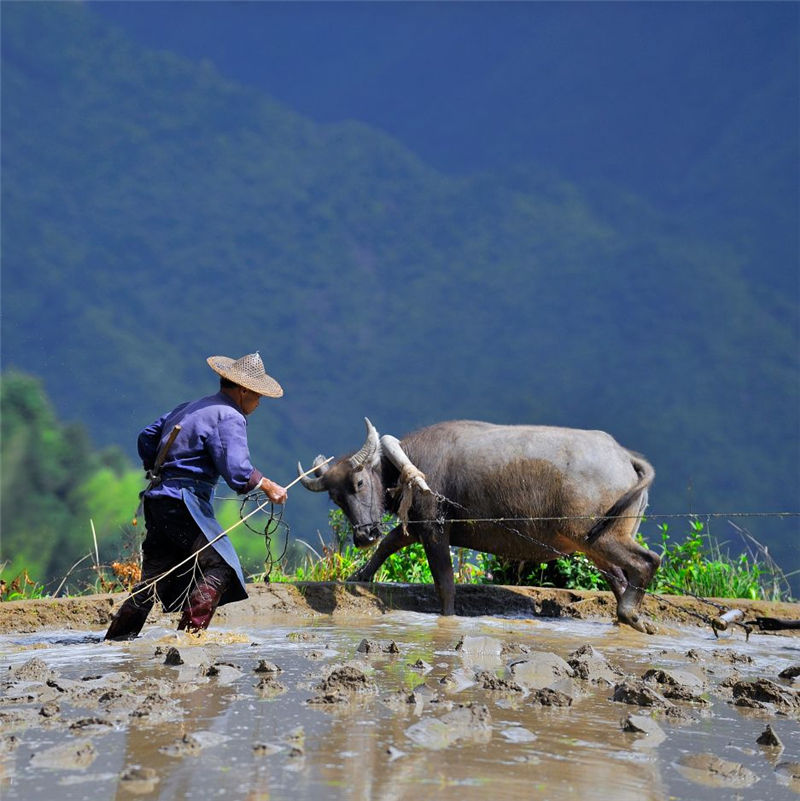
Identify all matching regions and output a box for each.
[206,352,283,398]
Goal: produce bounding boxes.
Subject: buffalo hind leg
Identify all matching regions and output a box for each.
[586,534,660,633]
[589,555,628,606]
[346,525,418,583]
[618,542,660,631]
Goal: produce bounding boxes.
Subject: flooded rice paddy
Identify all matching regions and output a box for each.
[1,610,799,801]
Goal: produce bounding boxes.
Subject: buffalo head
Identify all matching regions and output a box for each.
[298,418,387,547]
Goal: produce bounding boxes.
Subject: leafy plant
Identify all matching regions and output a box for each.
[375,543,433,584]
[646,519,786,601]
[0,566,49,601]
[479,552,608,591]
[269,509,475,585]
[475,519,791,601]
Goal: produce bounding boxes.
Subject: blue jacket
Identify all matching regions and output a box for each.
[137,392,264,603]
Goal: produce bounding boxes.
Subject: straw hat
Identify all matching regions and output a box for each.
[206,352,283,398]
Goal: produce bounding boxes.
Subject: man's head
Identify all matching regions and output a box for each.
[219,376,262,415]
[207,352,283,415]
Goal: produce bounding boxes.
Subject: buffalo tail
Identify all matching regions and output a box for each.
[584,453,655,544]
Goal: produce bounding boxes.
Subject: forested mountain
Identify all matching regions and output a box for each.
[1,3,797,588]
[90,1,798,296]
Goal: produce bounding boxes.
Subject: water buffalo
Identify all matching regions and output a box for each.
[298,419,660,631]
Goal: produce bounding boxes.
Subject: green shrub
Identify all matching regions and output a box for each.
[646,519,786,601]
[479,552,608,591]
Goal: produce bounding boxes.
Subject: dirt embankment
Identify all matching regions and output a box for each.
[1,582,798,634]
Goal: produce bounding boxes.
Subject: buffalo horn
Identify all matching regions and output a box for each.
[296,456,329,492]
[348,417,381,469]
[380,435,432,495]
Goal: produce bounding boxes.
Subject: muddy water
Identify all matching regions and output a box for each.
[1,612,798,801]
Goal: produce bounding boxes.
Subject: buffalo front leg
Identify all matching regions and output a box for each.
[421,531,456,615]
[346,525,418,582]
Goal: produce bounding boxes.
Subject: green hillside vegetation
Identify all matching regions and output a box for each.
[1,3,797,587]
[0,372,137,583]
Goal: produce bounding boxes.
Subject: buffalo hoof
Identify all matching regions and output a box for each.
[617,612,656,635]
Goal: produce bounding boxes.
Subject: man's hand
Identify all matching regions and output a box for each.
[259,478,288,505]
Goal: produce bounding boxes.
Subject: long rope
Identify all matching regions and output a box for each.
[398,511,800,525]
[370,494,796,634]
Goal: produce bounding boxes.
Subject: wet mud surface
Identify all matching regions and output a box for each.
[1,583,798,800]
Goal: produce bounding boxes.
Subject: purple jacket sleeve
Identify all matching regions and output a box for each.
[138,416,166,471]
[207,413,263,493]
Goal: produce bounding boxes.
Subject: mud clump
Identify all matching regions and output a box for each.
[612,680,674,710]
[507,652,574,690]
[775,762,800,792]
[405,703,492,750]
[528,687,573,706]
[568,644,622,685]
[307,664,377,705]
[622,713,666,748]
[119,765,160,793]
[730,678,799,714]
[474,670,524,693]
[756,724,784,750]
[7,657,55,684]
[356,638,400,655]
[29,739,97,770]
[159,731,230,757]
[675,753,759,788]
[255,676,287,697]
[642,668,709,705]
[254,659,282,675]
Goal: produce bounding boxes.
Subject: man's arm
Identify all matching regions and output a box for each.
[211,415,287,504]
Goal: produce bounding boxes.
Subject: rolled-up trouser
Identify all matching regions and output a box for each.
[105,498,235,640]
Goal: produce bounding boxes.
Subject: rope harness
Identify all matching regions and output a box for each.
[237,490,290,579]
[388,463,433,535]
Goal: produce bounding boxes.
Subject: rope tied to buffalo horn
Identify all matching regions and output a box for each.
[389,464,432,535]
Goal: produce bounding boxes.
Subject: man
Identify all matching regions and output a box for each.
[105,352,287,640]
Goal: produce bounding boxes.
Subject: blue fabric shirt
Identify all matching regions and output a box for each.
[137,391,265,604]
[138,391,263,499]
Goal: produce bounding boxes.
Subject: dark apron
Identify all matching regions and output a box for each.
[149,477,248,606]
